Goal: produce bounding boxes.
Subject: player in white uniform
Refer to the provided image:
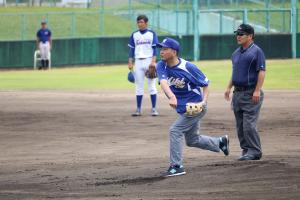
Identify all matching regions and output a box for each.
[36,20,52,70]
[128,15,159,116]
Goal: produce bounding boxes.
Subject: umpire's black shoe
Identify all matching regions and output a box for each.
[238,154,261,161]
[219,135,229,156]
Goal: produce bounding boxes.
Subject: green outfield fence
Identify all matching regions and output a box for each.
[0,33,299,69]
[0,0,299,68]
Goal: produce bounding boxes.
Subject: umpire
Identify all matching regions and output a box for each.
[224,24,266,161]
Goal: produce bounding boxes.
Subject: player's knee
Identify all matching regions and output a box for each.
[135,87,144,95]
[169,126,177,135]
[169,125,183,138]
[186,140,197,147]
[243,123,256,132]
[148,84,157,93]
[149,90,157,95]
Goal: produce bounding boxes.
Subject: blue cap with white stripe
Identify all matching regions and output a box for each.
[157,37,180,52]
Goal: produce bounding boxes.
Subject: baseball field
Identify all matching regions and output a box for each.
[0,59,300,199]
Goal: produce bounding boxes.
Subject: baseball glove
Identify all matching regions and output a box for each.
[145,64,157,79]
[185,102,204,116]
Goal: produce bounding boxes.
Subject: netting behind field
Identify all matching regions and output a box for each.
[136,0,292,9]
[0,0,298,40]
[0,11,138,40]
[1,0,296,9]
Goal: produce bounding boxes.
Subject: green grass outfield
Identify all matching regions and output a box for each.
[0,59,299,91]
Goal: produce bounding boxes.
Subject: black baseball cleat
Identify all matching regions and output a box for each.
[238,154,261,161]
[161,165,186,177]
[219,135,229,156]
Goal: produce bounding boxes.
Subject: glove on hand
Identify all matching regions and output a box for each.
[185,102,205,116]
[145,64,157,79]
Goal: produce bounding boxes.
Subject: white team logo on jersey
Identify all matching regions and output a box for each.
[168,77,185,88]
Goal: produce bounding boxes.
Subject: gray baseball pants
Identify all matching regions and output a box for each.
[232,89,264,157]
[169,105,221,167]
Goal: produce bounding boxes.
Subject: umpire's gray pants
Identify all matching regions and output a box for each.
[169,106,220,167]
[232,89,264,157]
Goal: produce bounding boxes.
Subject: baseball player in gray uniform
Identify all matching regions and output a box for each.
[156,38,230,177]
[128,15,159,117]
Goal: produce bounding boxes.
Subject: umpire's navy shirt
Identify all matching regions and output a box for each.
[231,43,266,87]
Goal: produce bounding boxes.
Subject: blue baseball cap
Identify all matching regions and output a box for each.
[127,71,135,83]
[157,37,180,52]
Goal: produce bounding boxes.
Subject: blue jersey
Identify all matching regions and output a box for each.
[36,28,51,43]
[231,43,266,87]
[128,29,158,59]
[157,58,209,114]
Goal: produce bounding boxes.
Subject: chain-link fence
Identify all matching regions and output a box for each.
[0,0,298,40]
[0,0,297,8]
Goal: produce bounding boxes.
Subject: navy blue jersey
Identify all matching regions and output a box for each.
[36,28,51,43]
[157,58,209,114]
[231,43,266,87]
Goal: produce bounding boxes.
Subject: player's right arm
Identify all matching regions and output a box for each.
[128,33,135,70]
[128,57,134,70]
[156,61,177,108]
[224,77,233,101]
[36,31,40,50]
[160,80,177,109]
[225,55,235,101]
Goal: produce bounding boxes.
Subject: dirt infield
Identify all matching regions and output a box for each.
[0,90,299,200]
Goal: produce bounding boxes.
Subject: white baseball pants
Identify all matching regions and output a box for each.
[39,41,50,60]
[134,57,157,96]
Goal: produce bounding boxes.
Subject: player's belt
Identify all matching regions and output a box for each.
[137,58,147,60]
[234,85,255,92]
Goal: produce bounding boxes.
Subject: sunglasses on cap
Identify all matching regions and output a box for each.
[236,32,248,36]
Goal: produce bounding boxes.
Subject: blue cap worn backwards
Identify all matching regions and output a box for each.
[157,37,180,52]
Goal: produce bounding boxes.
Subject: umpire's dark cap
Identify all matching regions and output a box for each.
[157,37,180,52]
[234,24,254,35]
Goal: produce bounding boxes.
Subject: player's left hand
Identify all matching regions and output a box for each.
[252,90,260,104]
[185,102,204,116]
